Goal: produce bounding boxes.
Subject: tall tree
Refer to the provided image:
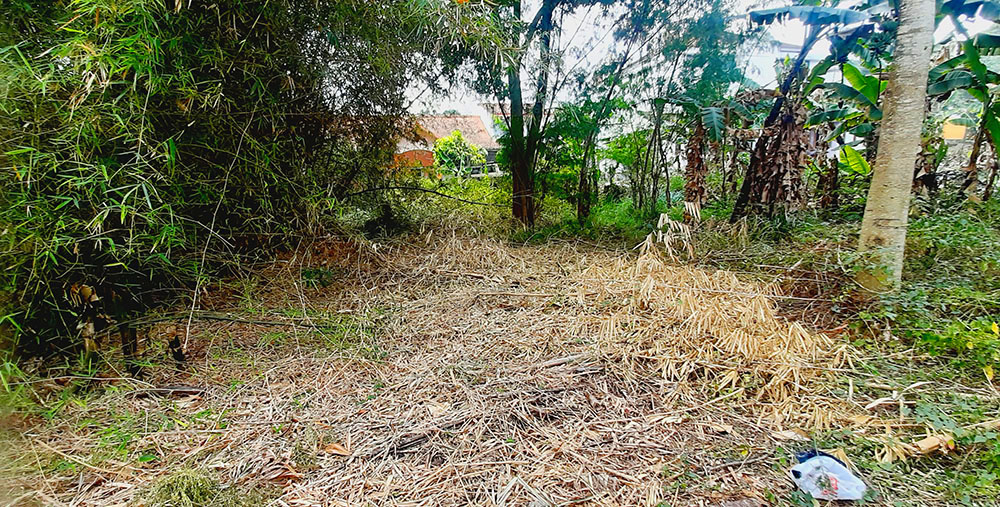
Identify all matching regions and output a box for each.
[857,0,935,290]
[503,0,556,226]
[486,0,618,226]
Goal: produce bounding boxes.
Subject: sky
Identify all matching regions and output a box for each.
[408,0,997,133]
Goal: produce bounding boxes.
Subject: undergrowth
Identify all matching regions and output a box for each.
[141,469,276,507]
[0,0,491,361]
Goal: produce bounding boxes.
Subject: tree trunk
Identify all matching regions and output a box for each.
[505,0,557,227]
[577,131,597,220]
[641,100,668,216]
[576,38,637,221]
[912,135,941,196]
[684,120,707,223]
[984,133,998,200]
[508,66,534,226]
[857,0,934,291]
[656,103,670,208]
[731,28,820,222]
[984,160,998,201]
[960,96,990,198]
[818,147,840,209]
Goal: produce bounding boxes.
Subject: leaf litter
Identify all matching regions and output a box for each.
[9,230,874,505]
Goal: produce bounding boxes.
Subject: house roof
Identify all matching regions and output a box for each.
[397,115,500,153]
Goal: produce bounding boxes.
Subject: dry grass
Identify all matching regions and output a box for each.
[3,230,862,506]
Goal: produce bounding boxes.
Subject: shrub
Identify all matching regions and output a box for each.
[433,130,487,177]
[0,0,492,357]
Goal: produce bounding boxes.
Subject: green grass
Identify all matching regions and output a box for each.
[511,197,671,245]
[140,469,277,507]
[801,356,1000,504]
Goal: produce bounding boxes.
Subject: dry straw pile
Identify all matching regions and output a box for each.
[575,234,850,427]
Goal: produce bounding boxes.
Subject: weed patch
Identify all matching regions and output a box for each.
[141,469,275,507]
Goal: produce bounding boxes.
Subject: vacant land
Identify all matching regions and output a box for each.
[2,232,996,506]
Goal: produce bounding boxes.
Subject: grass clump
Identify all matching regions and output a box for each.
[142,469,273,507]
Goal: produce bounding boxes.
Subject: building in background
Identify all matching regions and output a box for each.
[394,115,501,170]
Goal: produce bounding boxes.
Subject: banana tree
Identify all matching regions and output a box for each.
[732,4,875,220]
[797,1,897,207]
[939,0,1000,34]
[808,61,884,127]
[805,58,886,206]
[667,95,740,220]
[927,33,1000,198]
[684,105,727,221]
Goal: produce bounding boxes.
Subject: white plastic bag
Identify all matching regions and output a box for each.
[789,455,867,501]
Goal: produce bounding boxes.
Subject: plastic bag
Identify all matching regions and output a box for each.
[789,453,867,501]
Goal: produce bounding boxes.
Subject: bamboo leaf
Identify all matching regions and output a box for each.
[4,147,37,156]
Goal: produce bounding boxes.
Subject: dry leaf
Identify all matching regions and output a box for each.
[426,402,449,417]
[847,414,874,427]
[771,429,810,442]
[323,442,351,456]
[914,435,955,455]
[707,423,734,434]
[823,448,855,471]
[648,414,686,424]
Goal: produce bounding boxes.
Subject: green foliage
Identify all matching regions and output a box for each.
[927,37,1000,158]
[604,130,648,170]
[838,145,871,176]
[749,6,870,26]
[813,82,883,120]
[0,0,491,356]
[0,358,32,417]
[674,1,750,104]
[700,107,725,141]
[806,107,861,126]
[513,198,666,245]
[915,318,1000,373]
[939,0,1000,27]
[141,469,274,507]
[870,201,1000,377]
[433,130,487,176]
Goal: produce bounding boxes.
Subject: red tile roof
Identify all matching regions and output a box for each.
[397,115,500,153]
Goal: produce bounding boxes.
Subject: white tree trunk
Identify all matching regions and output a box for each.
[857,0,935,291]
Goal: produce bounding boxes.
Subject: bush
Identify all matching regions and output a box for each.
[0,0,488,357]
[433,130,487,177]
[141,469,274,507]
